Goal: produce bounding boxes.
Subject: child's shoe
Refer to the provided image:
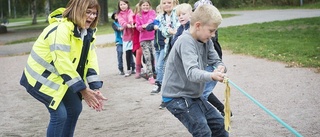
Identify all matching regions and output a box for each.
[135,73,141,79]
[140,73,149,80]
[135,64,141,79]
[119,71,125,75]
[148,77,155,84]
[124,70,131,77]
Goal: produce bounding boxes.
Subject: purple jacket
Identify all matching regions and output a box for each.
[136,10,156,42]
[118,9,134,41]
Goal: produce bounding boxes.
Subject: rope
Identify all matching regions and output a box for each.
[223,77,231,132]
[226,78,303,137]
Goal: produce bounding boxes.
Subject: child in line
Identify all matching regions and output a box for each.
[161,4,229,136]
[171,2,229,117]
[170,3,191,46]
[132,3,144,79]
[135,0,157,84]
[194,0,231,117]
[151,0,180,98]
[146,5,166,94]
[117,0,136,77]
[111,11,125,75]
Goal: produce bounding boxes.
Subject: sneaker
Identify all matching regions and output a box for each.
[151,85,160,94]
[148,77,155,84]
[119,71,125,75]
[159,102,166,109]
[135,73,141,79]
[124,70,131,77]
[131,71,136,74]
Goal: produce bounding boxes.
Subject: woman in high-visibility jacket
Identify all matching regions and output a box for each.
[19,0,107,136]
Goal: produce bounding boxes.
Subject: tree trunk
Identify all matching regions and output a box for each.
[45,0,50,22]
[8,0,11,17]
[98,0,109,24]
[31,0,37,25]
[13,0,16,18]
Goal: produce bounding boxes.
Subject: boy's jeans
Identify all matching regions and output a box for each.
[116,44,123,72]
[155,49,165,84]
[203,65,218,99]
[166,97,228,137]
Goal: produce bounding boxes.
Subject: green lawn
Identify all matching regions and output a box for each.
[219,17,320,69]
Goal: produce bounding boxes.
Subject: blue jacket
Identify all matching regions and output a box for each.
[146,21,166,51]
[112,21,123,45]
[171,21,190,46]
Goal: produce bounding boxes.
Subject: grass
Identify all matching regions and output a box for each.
[220,1,320,11]
[219,17,320,70]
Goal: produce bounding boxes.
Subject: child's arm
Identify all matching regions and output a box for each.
[145,23,155,31]
[210,71,226,82]
[112,22,123,31]
[146,19,160,31]
[135,16,144,32]
[111,23,118,31]
[128,9,134,25]
[118,15,128,28]
[177,36,226,83]
[207,40,227,72]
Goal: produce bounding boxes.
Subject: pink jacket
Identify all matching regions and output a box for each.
[136,10,156,42]
[118,9,134,41]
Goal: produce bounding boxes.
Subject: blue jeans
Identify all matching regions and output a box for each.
[155,49,165,84]
[166,97,228,137]
[116,44,123,72]
[46,90,82,137]
[203,65,218,99]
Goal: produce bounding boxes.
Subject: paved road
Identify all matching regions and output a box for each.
[0,9,319,56]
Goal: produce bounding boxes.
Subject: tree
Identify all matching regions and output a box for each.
[99,0,109,24]
[31,0,37,24]
[44,0,50,22]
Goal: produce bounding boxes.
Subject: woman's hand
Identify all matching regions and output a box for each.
[80,88,103,111]
[93,90,108,112]
[80,88,108,111]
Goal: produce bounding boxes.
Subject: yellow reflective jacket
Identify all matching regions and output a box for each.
[20,8,103,110]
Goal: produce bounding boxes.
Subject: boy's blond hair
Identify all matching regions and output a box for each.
[190,4,222,26]
[175,3,192,16]
[156,5,163,15]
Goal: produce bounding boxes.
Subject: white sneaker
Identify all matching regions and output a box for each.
[124,70,131,77]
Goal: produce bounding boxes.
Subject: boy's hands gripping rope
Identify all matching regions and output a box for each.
[211,65,227,82]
